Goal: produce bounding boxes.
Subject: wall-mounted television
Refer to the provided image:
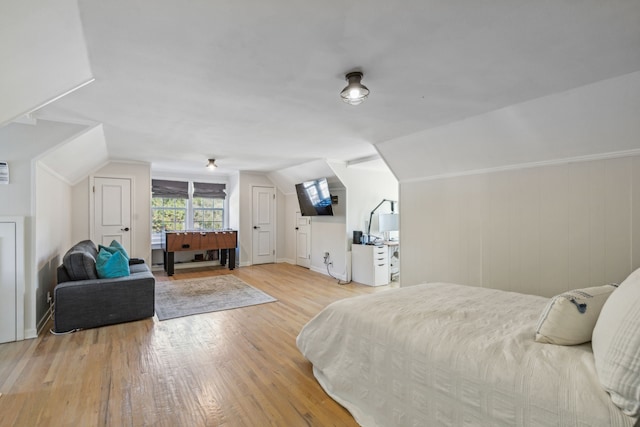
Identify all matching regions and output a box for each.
[295,178,333,216]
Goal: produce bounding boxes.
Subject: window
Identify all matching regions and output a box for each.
[151,179,226,243]
[193,197,224,230]
[152,197,187,233]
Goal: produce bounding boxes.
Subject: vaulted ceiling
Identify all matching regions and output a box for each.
[17,1,640,177]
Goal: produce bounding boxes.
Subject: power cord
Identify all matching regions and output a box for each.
[49,306,81,334]
[50,328,80,335]
[324,255,351,285]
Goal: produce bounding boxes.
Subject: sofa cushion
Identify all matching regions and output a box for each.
[129,263,149,274]
[96,248,130,279]
[62,240,99,281]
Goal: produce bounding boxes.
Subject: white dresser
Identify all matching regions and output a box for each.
[352,244,389,286]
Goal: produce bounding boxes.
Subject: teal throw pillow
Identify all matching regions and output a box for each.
[98,240,130,261]
[109,239,129,260]
[98,245,119,256]
[96,248,130,279]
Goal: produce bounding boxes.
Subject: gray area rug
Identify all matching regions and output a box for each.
[155,275,277,320]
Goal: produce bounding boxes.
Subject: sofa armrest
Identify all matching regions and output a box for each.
[53,270,155,333]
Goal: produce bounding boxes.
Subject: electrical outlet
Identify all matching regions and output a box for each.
[47,292,52,304]
[323,252,331,265]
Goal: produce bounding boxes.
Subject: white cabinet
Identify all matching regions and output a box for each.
[0,217,24,343]
[352,244,389,286]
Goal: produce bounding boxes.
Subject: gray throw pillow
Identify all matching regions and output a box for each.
[62,241,99,281]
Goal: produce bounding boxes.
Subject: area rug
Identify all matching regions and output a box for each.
[155,275,277,320]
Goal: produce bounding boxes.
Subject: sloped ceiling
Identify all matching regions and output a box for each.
[14,0,640,178]
[0,0,93,126]
[38,124,109,185]
[379,71,640,181]
[267,159,345,196]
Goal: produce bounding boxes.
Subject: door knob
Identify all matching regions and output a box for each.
[295,227,299,230]
[121,227,130,231]
[253,226,260,229]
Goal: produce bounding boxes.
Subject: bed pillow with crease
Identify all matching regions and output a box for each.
[535,283,618,345]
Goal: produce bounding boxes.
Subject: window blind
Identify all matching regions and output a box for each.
[193,182,226,199]
[151,179,189,199]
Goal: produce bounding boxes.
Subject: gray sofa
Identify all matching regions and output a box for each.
[54,240,155,333]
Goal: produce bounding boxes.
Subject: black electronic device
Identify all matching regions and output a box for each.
[353,230,363,244]
[295,178,334,216]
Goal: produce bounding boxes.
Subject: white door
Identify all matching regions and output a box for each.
[0,222,16,343]
[295,212,311,268]
[94,177,132,251]
[252,186,275,265]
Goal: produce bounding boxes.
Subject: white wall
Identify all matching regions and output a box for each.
[0,120,89,338]
[35,164,72,332]
[281,194,299,264]
[73,161,152,262]
[227,172,240,264]
[400,154,640,297]
[276,190,291,263]
[268,160,350,277]
[330,162,398,243]
[271,161,397,281]
[0,121,88,216]
[281,185,349,280]
[308,187,348,279]
[238,172,278,266]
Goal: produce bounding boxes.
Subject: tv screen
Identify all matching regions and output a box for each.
[295,178,333,216]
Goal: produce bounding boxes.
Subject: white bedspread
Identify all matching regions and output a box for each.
[297,283,636,427]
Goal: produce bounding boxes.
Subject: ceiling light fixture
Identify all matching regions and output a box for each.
[340,71,369,106]
[206,159,217,170]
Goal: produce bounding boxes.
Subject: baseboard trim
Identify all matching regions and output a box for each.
[310,266,348,282]
[151,260,223,272]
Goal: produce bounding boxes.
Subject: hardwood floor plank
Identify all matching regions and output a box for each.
[0,263,392,426]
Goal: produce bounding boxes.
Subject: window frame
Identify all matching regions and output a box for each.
[151,196,188,235]
[191,196,224,231]
[151,180,227,245]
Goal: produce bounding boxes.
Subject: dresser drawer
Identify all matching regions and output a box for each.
[352,244,390,286]
[372,248,388,263]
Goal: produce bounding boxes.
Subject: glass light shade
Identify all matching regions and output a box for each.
[340,72,369,105]
[378,213,399,232]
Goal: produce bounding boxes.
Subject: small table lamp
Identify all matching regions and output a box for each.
[378,213,399,242]
[366,199,397,244]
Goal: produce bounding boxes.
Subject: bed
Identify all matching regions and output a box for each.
[297,279,640,427]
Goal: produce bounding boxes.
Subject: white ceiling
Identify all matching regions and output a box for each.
[36,0,640,177]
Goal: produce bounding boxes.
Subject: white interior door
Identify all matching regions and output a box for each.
[94,177,132,251]
[295,212,311,268]
[252,186,275,265]
[0,222,16,343]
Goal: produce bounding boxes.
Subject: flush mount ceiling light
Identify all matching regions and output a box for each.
[340,71,369,106]
[206,159,217,170]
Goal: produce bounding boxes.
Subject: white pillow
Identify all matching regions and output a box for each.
[592,267,640,416]
[535,284,618,345]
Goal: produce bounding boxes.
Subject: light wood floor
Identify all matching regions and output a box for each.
[0,263,392,427]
